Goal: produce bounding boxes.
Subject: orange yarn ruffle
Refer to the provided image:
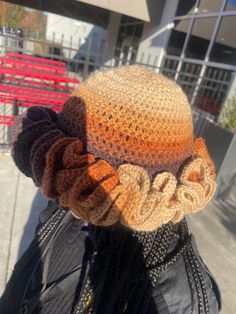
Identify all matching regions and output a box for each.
[195,137,216,179]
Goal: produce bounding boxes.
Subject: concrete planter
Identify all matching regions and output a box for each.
[205,123,236,206]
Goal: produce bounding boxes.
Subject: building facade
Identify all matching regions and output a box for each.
[159,0,236,118]
[111,0,236,118]
[46,13,107,59]
[45,0,236,119]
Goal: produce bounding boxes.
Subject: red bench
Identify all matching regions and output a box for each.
[0,61,78,85]
[0,77,74,92]
[0,52,79,91]
[0,53,80,126]
[0,84,69,111]
[0,114,15,125]
[7,52,66,67]
[194,95,220,115]
[0,56,66,75]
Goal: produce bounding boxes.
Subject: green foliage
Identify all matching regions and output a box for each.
[0,1,46,38]
[7,3,25,29]
[220,96,236,133]
[21,10,47,38]
[0,1,25,28]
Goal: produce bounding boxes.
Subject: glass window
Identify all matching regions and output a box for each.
[166,19,190,56]
[210,16,236,65]
[161,58,179,80]
[177,62,202,99]
[198,0,223,13]
[176,0,197,16]
[225,0,236,11]
[134,24,144,38]
[185,17,217,59]
[194,67,232,116]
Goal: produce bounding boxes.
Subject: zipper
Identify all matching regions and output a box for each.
[37,206,67,246]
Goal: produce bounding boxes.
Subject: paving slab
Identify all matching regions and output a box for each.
[0,155,19,294]
[0,155,47,295]
[188,201,236,314]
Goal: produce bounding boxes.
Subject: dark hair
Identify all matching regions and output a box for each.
[73,219,210,314]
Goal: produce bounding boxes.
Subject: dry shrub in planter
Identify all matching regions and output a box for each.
[220,96,236,133]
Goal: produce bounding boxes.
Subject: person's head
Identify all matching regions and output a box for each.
[11,65,216,231]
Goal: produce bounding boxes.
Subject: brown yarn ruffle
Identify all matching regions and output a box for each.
[10,106,62,178]
[42,138,119,224]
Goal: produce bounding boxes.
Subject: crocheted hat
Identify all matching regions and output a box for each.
[11,65,216,231]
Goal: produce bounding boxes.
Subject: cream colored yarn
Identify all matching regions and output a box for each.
[70,156,216,232]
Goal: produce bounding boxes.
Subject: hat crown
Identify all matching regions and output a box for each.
[83,65,191,118]
[62,65,195,175]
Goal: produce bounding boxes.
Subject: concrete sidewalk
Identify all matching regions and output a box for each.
[188,203,236,314]
[0,155,47,294]
[0,155,235,313]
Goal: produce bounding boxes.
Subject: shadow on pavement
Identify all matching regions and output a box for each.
[17,188,48,259]
[213,172,236,239]
[213,199,236,239]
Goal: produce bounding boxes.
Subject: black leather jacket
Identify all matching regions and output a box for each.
[0,201,221,314]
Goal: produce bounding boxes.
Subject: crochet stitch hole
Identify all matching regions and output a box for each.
[185,193,194,202]
[189,172,200,182]
[126,135,130,141]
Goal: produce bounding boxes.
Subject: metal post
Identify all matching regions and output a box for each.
[190,0,228,108]
[12,99,19,117]
[83,38,92,81]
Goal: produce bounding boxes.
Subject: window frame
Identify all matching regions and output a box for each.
[163,0,236,115]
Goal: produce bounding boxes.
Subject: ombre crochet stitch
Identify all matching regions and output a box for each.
[11,65,216,231]
[60,65,196,176]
